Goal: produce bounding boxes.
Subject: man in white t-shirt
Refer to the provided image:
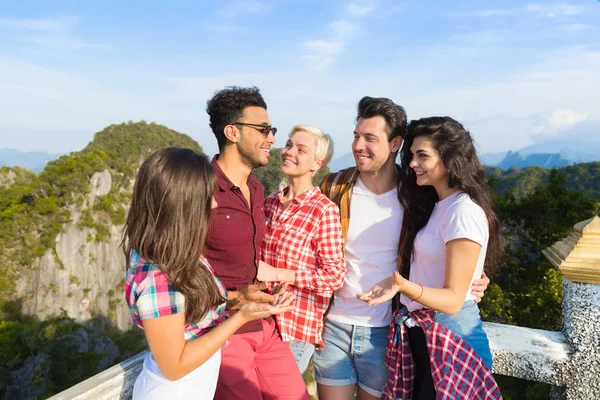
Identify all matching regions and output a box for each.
[313,96,490,400]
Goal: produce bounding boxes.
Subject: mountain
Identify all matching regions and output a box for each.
[0,121,207,397]
[0,148,63,172]
[486,161,600,200]
[479,151,508,167]
[328,152,356,172]
[1,121,202,327]
[497,151,572,169]
[481,146,599,168]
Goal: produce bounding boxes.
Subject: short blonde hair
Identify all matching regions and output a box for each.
[288,125,334,168]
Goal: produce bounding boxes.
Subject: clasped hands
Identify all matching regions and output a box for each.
[227,261,296,313]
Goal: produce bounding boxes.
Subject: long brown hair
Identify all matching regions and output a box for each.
[123,147,225,324]
[398,117,504,278]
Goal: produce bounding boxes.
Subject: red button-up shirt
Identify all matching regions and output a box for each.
[262,187,346,348]
[205,156,266,333]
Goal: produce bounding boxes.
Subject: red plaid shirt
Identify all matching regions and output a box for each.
[262,186,345,349]
[383,308,501,400]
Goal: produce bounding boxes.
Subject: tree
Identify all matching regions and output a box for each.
[481,169,600,331]
[253,148,331,197]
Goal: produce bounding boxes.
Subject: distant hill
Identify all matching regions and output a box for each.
[497,151,571,169]
[479,151,508,166]
[486,161,600,200]
[328,152,356,172]
[484,149,598,169]
[1,121,203,325]
[0,148,63,172]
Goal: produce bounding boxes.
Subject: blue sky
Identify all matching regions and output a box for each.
[1,0,599,158]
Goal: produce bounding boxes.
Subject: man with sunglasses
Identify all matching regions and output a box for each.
[204,86,310,400]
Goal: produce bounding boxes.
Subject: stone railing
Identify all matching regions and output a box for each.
[50,216,600,400]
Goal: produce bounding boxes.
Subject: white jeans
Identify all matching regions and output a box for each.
[133,349,221,399]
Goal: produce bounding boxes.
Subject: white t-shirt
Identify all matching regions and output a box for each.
[401,191,488,312]
[327,177,403,327]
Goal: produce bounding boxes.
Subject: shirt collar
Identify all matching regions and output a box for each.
[211,155,260,191]
[278,186,320,207]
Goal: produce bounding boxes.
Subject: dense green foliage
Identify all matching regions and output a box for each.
[0,305,146,398]
[486,161,600,200]
[253,148,330,197]
[0,121,204,398]
[0,122,202,312]
[481,169,599,331]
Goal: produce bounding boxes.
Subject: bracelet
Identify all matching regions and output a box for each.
[412,284,424,302]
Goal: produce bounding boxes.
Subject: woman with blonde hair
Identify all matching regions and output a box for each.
[258,125,346,374]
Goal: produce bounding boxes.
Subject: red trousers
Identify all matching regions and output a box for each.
[214,318,310,400]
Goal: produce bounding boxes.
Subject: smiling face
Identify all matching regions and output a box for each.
[352,116,400,175]
[409,136,448,190]
[280,130,321,178]
[236,106,275,168]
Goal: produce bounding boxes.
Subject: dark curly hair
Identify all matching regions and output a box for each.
[357,96,407,141]
[398,117,504,278]
[206,86,267,151]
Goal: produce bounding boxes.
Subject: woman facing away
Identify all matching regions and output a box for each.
[257,125,346,374]
[123,147,294,399]
[358,117,503,399]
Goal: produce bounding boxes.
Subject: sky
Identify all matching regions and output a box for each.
[0,0,599,159]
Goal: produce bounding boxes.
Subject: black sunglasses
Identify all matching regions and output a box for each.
[233,122,277,137]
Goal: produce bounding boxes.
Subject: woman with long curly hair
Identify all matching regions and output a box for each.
[123,147,294,399]
[359,117,503,399]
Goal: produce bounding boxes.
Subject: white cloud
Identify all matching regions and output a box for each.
[447,9,515,18]
[218,1,270,19]
[347,3,374,17]
[561,23,591,32]
[203,22,246,34]
[0,16,78,33]
[448,3,585,19]
[0,16,110,51]
[204,1,270,33]
[300,11,367,70]
[549,109,589,129]
[331,19,358,40]
[300,20,359,70]
[22,36,112,50]
[303,39,344,56]
[526,3,584,18]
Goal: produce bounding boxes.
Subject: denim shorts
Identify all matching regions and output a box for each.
[312,319,389,398]
[434,301,493,368]
[287,340,316,375]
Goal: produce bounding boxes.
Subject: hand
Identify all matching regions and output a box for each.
[227,282,275,309]
[238,291,295,321]
[257,261,279,282]
[357,271,404,306]
[272,282,289,296]
[471,271,490,304]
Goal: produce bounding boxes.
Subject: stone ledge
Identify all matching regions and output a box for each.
[48,351,147,400]
[50,323,572,399]
[484,322,569,385]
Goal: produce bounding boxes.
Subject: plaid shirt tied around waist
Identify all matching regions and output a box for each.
[383,308,502,400]
[262,186,345,349]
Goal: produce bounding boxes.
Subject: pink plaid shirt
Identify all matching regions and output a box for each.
[383,308,501,400]
[125,251,227,341]
[262,186,345,349]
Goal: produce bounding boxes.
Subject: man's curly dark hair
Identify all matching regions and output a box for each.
[206,86,267,151]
